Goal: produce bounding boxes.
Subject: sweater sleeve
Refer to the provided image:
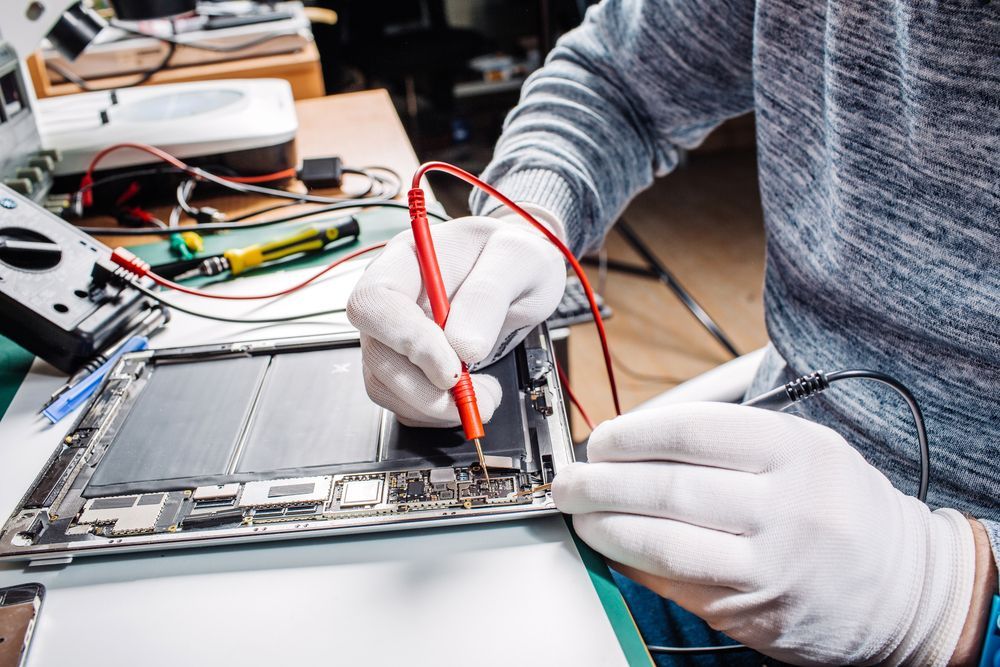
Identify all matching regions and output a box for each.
[470,0,757,255]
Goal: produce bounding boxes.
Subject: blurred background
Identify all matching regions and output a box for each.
[22,0,767,430]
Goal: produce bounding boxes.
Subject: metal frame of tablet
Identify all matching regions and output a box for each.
[0,327,572,564]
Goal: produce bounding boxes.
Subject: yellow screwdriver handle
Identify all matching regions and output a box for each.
[223,216,359,276]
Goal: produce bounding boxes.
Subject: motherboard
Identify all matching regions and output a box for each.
[51,465,542,539]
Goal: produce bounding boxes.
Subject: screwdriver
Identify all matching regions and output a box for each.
[175,215,361,280]
[406,187,489,480]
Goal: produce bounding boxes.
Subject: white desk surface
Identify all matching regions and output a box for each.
[0,261,635,667]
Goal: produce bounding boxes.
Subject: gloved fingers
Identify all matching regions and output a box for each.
[587,402,807,472]
[611,563,735,618]
[347,229,462,389]
[466,274,569,370]
[363,368,502,428]
[349,288,463,390]
[361,337,502,427]
[572,512,755,589]
[552,461,764,534]
[357,223,485,300]
[348,221,513,388]
[444,227,566,366]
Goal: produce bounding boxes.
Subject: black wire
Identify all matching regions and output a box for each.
[73,200,451,235]
[111,22,293,53]
[162,164,399,210]
[70,159,418,236]
[365,169,404,199]
[76,166,389,225]
[210,172,380,204]
[339,168,376,198]
[67,149,404,231]
[825,369,930,502]
[72,147,391,213]
[132,282,348,324]
[177,169,399,214]
[227,200,299,222]
[45,41,177,92]
[646,644,751,656]
[361,165,403,196]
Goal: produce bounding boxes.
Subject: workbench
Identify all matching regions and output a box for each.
[0,90,650,666]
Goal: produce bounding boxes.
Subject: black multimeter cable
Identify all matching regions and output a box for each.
[638,367,930,659]
[73,199,451,235]
[742,368,929,502]
[130,281,349,324]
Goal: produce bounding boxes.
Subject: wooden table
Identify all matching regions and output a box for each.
[85,89,431,249]
[27,42,325,100]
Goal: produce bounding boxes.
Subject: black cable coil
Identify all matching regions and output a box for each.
[783,371,830,403]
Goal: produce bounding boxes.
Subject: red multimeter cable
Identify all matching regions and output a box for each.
[407,161,622,475]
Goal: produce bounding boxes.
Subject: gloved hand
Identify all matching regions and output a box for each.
[554,402,976,666]
[346,207,567,428]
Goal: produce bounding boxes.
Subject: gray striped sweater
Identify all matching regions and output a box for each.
[471,1,1000,566]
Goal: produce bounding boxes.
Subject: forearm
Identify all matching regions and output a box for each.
[471,0,756,255]
[951,519,1000,665]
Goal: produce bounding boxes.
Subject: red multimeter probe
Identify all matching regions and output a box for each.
[407,186,490,479]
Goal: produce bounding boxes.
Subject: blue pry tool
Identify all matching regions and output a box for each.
[42,335,149,424]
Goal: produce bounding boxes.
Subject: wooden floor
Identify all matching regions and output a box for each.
[567,150,768,434]
[433,150,770,435]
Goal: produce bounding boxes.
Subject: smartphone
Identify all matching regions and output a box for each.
[0,584,43,667]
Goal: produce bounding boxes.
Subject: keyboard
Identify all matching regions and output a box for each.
[547,275,612,328]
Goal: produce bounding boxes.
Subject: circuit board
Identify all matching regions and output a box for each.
[32,466,543,540]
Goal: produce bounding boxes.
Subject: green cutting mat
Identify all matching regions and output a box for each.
[137,204,423,286]
[0,337,33,422]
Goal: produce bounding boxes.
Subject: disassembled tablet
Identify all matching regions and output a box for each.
[0,326,571,563]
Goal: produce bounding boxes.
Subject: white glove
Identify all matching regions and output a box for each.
[346,207,567,428]
[554,402,976,666]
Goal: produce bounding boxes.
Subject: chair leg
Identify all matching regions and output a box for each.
[584,218,741,358]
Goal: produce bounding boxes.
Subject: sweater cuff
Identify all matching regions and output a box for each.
[980,519,1000,590]
[470,168,587,255]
